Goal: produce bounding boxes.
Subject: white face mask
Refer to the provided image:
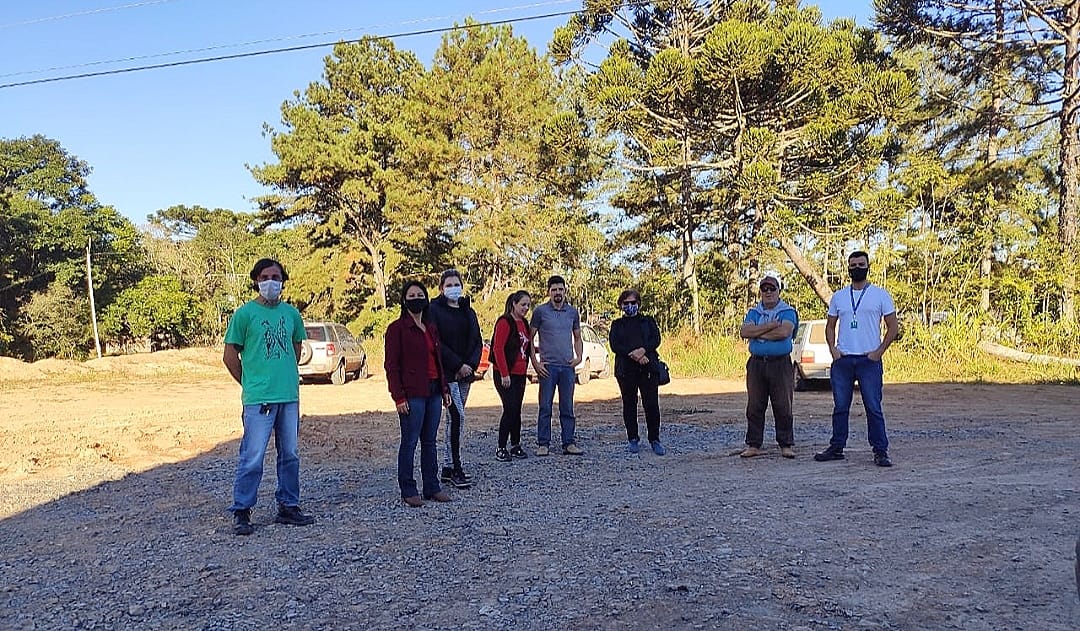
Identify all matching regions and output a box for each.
[444,285,463,301]
[258,279,283,301]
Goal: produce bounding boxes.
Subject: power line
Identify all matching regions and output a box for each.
[0,0,578,79]
[0,8,583,90]
[0,0,180,30]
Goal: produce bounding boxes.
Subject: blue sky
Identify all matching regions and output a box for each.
[0,1,871,225]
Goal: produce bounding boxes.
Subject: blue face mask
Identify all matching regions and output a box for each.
[444,286,463,301]
[258,279,283,302]
[622,303,640,317]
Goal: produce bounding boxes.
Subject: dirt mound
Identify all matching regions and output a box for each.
[0,357,44,382]
[84,347,222,376]
[0,348,224,382]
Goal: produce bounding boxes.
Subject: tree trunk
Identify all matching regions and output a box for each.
[981,0,1005,315]
[780,236,834,306]
[1060,0,1080,321]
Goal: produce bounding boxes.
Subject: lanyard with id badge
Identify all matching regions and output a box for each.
[849,285,868,329]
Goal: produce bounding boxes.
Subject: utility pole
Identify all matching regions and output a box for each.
[87,237,102,359]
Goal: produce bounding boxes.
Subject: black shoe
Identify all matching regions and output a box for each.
[874,452,893,467]
[495,448,512,462]
[233,509,254,536]
[275,504,315,526]
[814,446,846,462]
[440,466,454,483]
[458,467,473,482]
[450,469,472,489]
[509,445,528,460]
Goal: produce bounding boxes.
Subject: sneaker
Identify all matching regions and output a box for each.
[425,490,452,503]
[536,445,550,457]
[740,446,763,458]
[627,438,640,454]
[814,446,846,462]
[233,509,254,536]
[650,441,666,456]
[440,467,454,483]
[458,468,474,482]
[563,443,584,455]
[495,447,512,462]
[509,445,528,459]
[874,452,893,467]
[780,446,796,459]
[275,504,315,526]
[450,469,472,489]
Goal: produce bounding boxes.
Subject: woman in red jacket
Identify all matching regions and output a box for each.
[384,281,452,507]
[492,290,534,462]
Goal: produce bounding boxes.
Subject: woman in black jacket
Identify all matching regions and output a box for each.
[608,289,665,455]
[427,269,483,489]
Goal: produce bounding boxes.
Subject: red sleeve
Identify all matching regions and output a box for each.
[384,320,405,405]
[492,318,511,376]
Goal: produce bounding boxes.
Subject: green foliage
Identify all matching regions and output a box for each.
[0,135,146,358]
[17,282,92,360]
[100,276,199,350]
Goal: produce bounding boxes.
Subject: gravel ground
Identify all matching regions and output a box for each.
[1,385,1078,630]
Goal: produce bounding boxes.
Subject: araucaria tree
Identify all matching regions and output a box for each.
[554,0,913,328]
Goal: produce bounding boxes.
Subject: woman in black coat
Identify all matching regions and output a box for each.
[607,289,665,455]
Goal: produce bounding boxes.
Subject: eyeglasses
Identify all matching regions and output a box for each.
[622,300,638,306]
[760,286,778,292]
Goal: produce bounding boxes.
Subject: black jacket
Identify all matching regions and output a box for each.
[427,294,483,382]
[608,314,661,379]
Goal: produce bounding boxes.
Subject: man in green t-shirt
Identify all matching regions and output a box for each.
[223,258,314,535]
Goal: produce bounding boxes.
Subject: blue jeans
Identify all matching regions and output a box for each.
[537,363,577,447]
[230,401,301,511]
[829,355,889,453]
[398,381,443,498]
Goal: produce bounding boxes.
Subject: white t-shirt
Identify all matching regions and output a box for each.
[827,284,896,355]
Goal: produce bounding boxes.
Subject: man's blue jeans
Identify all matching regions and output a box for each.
[829,355,889,453]
[230,401,301,511]
[398,382,443,498]
[537,363,577,447]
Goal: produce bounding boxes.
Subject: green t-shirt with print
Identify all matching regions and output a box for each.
[224,300,306,406]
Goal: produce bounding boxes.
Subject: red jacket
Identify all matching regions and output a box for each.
[384,315,448,405]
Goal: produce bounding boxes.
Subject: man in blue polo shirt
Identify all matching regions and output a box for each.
[739,271,799,459]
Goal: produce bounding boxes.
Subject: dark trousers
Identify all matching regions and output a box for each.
[745,355,794,448]
[495,373,527,448]
[617,369,661,442]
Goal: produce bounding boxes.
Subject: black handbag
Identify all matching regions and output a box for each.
[652,359,671,386]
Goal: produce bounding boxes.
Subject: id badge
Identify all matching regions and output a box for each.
[850,320,858,329]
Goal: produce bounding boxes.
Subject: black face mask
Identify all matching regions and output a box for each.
[848,267,869,282]
[405,297,428,314]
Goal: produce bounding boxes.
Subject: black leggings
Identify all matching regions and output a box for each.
[495,373,527,448]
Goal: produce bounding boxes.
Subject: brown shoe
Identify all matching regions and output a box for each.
[426,491,452,503]
[402,495,424,508]
[740,446,763,458]
[780,446,796,459]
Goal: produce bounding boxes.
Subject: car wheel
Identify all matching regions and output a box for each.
[576,360,591,385]
[794,363,807,392]
[357,357,369,380]
[331,360,347,385]
[597,360,610,379]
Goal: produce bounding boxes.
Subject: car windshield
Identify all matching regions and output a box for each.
[304,326,328,342]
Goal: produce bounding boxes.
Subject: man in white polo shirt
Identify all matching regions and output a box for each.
[814,251,899,467]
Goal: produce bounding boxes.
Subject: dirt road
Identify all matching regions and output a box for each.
[0,349,1077,629]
